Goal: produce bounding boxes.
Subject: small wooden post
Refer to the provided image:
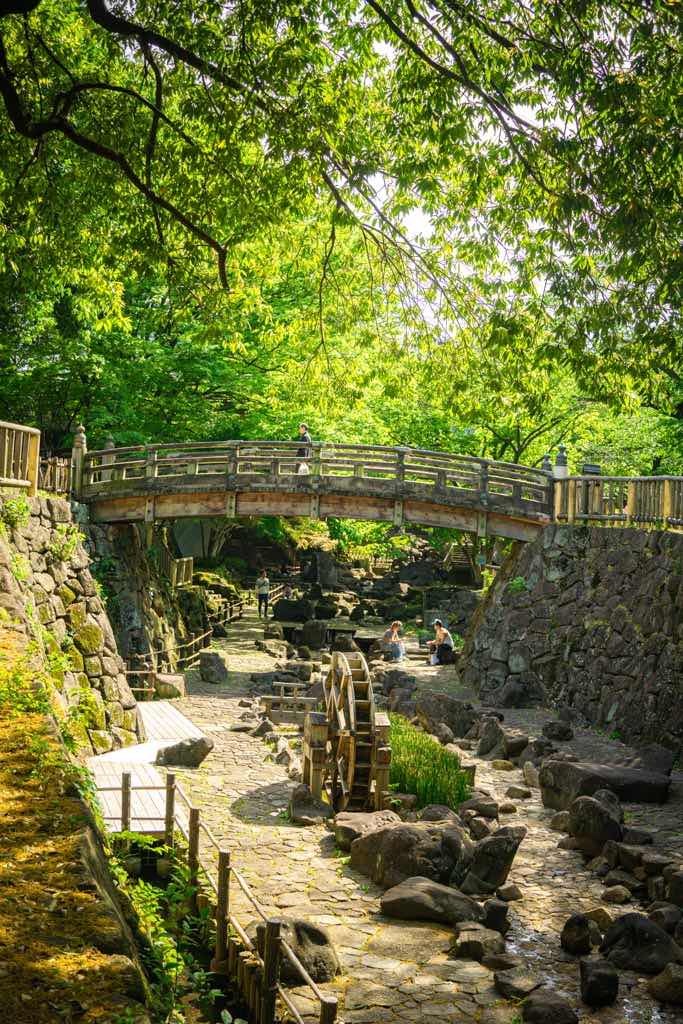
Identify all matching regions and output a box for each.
[626,480,637,522]
[188,807,200,903]
[164,773,176,847]
[71,424,87,499]
[260,919,281,1024]
[479,459,489,502]
[395,447,406,483]
[121,771,132,832]
[319,995,338,1024]
[26,430,40,498]
[145,447,158,481]
[312,443,322,476]
[566,479,576,523]
[553,478,563,521]
[211,849,231,972]
[662,479,673,525]
[102,434,115,483]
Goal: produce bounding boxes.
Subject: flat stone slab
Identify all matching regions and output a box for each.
[539,761,671,810]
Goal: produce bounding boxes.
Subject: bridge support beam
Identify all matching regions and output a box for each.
[226,492,236,517]
[477,511,488,539]
[393,499,404,527]
[310,494,320,519]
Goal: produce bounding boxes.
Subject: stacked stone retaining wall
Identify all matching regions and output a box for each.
[0,495,140,755]
[461,525,683,758]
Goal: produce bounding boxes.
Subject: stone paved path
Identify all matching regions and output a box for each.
[170,609,681,1024]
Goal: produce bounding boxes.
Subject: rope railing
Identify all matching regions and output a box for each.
[100,771,337,1024]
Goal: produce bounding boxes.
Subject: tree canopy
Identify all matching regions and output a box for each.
[1,1,681,472]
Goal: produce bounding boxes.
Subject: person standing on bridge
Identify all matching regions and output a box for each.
[256,569,271,619]
[295,422,312,474]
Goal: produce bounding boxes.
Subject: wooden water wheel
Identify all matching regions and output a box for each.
[302,649,391,812]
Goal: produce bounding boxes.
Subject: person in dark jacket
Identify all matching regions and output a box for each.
[295,423,312,474]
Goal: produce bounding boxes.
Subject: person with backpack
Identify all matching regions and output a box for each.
[256,569,270,619]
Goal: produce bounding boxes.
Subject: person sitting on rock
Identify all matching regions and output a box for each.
[427,618,454,665]
[382,620,405,662]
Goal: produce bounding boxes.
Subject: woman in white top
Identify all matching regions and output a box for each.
[427,618,454,665]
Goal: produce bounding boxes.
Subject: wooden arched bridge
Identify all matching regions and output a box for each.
[3,420,683,536]
[70,434,553,542]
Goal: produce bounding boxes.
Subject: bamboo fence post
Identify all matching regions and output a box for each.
[26,430,40,497]
[121,771,132,832]
[164,773,176,847]
[211,849,230,972]
[662,479,673,525]
[260,919,281,1024]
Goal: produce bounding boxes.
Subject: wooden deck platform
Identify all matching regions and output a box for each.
[89,701,202,834]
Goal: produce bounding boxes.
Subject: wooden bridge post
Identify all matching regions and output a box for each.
[319,995,338,1023]
[312,442,322,476]
[260,919,281,1024]
[102,435,115,483]
[71,424,87,499]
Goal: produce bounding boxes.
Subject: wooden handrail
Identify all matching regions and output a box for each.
[554,475,683,528]
[0,420,40,496]
[101,772,337,1023]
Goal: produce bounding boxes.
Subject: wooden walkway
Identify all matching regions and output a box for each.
[89,701,203,834]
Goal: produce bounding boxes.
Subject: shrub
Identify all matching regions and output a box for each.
[507,575,527,594]
[0,495,31,530]
[48,523,85,562]
[9,552,30,582]
[389,714,470,810]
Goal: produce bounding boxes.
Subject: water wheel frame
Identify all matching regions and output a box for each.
[320,650,378,811]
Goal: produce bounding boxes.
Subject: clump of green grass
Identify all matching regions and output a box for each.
[389,714,470,810]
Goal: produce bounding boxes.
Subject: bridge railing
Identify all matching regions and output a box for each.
[0,420,40,496]
[79,438,553,516]
[554,476,683,529]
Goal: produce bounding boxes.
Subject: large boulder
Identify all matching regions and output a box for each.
[648,963,683,1004]
[373,665,417,697]
[273,598,315,623]
[199,650,230,684]
[539,760,671,810]
[600,913,683,973]
[518,738,556,767]
[580,957,619,1007]
[155,736,214,767]
[380,876,485,926]
[567,795,623,856]
[350,820,474,889]
[561,914,592,956]
[333,810,401,851]
[255,918,340,984]
[522,989,578,1023]
[154,673,185,699]
[415,691,478,739]
[477,717,507,758]
[460,826,526,895]
[451,924,504,961]
[288,785,333,826]
[331,634,359,653]
[300,619,327,649]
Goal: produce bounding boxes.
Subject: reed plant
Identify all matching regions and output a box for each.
[389,714,470,810]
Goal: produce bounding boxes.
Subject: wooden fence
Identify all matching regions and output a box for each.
[0,419,40,495]
[125,596,244,697]
[554,476,683,529]
[102,771,338,1024]
[158,545,194,588]
[38,456,71,496]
